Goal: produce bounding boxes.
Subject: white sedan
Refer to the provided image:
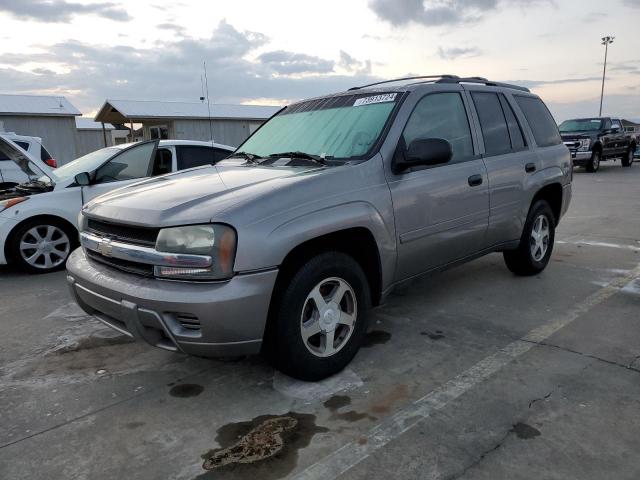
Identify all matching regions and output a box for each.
[0,138,233,273]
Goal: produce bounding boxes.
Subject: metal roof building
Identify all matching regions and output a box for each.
[95,99,280,147]
[75,117,116,157]
[0,94,82,164]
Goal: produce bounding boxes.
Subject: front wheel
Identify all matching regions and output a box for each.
[264,252,370,381]
[7,219,77,273]
[503,200,556,276]
[586,150,601,172]
[622,147,634,167]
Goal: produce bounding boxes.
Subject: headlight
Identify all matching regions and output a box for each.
[154,224,237,280]
[578,138,591,151]
[0,197,28,213]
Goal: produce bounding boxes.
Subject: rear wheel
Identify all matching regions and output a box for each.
[7,218,77,273]
[264,252,370,381]
[503,200,555,276]
[586,150,601,172]
[622,146,634,167]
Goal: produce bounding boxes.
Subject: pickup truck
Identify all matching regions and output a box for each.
[559,117,636,172]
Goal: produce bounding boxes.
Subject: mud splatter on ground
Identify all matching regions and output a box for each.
[49,334,134,355]
[169,384,204,398]
[323,395,376,422]
[369,384,409,415]
[323,395,351,410]
[197,412,328,480]
[362,330,391,347]
[420,330,445,340]
[512,422,541,439]
[125,421,145,429]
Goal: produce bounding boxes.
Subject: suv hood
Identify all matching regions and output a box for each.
[83,162,326,226]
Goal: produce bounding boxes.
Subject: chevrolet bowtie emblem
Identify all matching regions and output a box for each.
[97,238,113,257]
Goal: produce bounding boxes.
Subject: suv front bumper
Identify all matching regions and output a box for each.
[66,249,278,357]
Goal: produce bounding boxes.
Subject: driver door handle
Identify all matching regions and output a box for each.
[468,174,483,187]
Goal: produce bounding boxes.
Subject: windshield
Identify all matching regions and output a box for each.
[559,118,603,133]
[235,93,401,160]
[50,147,120,181]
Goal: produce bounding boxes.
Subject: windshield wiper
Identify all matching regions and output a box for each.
[229,151,265,164]
[268,151,328,166]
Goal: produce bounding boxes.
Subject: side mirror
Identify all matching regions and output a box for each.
[74,172,91,186]
[396,138,453,172]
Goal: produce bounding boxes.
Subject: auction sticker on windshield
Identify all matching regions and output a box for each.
[354,93,397,107]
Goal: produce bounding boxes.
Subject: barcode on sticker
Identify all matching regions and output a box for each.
[354,93,397,107]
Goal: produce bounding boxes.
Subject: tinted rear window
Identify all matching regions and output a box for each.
[176,146,229,170]
[499,95,526,150]
[515,96,561,147]
[40,144,53,161]
[14,141,29,150]
[471,92,511,156]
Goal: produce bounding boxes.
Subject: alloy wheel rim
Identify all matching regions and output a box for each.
[19,225,70,269]
[300,276,357,358]
[529,214,550,262]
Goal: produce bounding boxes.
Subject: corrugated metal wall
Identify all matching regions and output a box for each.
[76,129,113,157]
[0,115,78,164]
[172,119,262,147]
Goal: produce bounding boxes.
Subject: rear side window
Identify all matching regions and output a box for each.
[515,96,561,147]
[402,92,474,164]
[14,141,29,151]
[471,92,511,156]
[499,95,526,150]
[176,146,229,170]
[40,144,53,161]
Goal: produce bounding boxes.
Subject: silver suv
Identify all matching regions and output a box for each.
[67,75,572,380]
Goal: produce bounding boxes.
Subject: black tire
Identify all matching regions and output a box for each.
[622,146,634,167]
[264,251,371,381]
[503,200,556,276]
[7,218,77,274]
[586,150,601,172]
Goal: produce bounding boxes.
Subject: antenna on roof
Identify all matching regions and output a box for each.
[203,61,215,144]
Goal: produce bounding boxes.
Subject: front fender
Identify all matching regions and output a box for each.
[235,200,397,291]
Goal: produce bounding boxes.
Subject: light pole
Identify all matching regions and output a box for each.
[599,35,614,116]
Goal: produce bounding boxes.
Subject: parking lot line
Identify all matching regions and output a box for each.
[292,262,640,480]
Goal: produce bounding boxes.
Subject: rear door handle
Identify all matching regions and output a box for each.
[525,163,536,173]
[468,174,483,187]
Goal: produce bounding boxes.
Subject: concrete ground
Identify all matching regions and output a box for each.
[1,162,639,480]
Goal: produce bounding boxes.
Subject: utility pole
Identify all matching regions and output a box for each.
[599,35,614,116]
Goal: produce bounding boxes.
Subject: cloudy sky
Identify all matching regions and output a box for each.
[0,0,638,121]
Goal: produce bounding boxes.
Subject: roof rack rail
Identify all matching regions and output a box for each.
[348,75,460,91]
[348,75,530,93]
[436,76,530,92]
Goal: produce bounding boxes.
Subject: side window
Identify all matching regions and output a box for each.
[471,92,511,156]
[611,120,621,130]
[499,95,526,150]
[514,96,562,147]
[14,141,29,151]
[212,148,231,162]
[40,145,53,161]
[152,148,173,176]
[177,146,225,170]
[402,92,474,164]
[95,141,156,183]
